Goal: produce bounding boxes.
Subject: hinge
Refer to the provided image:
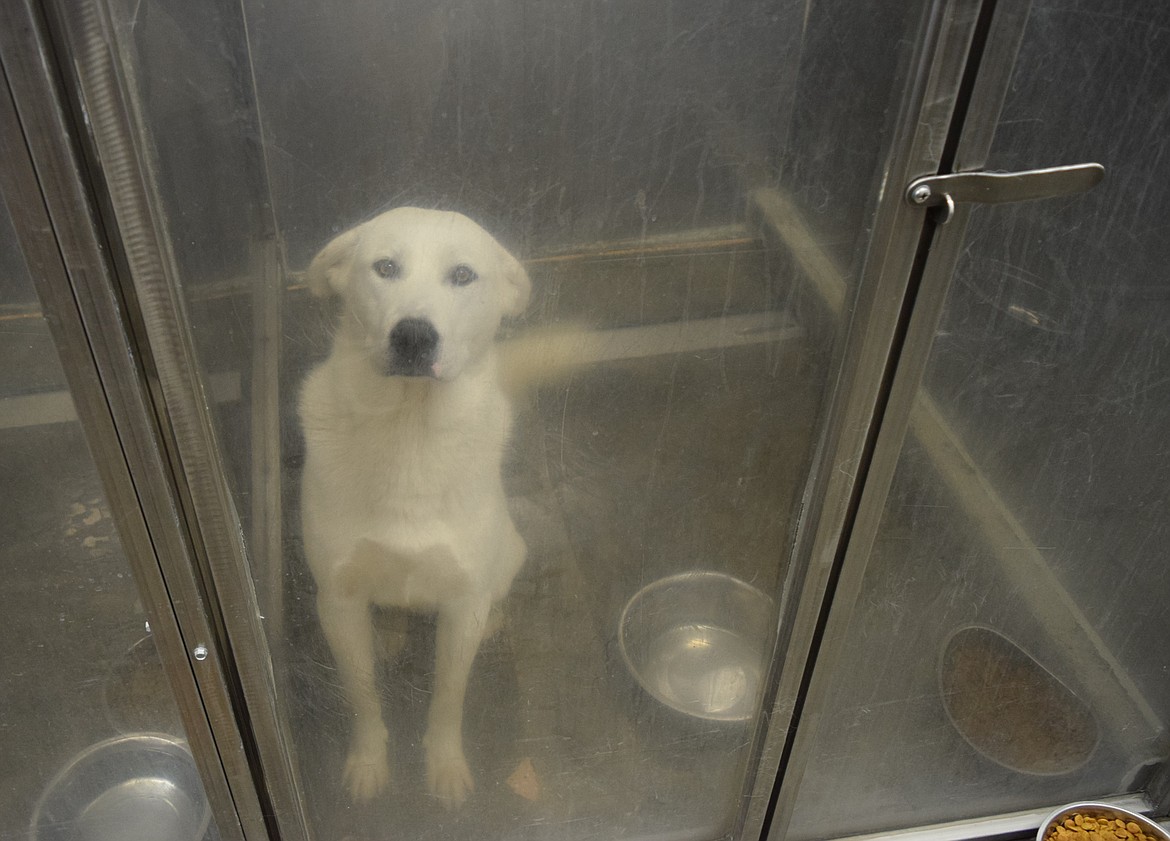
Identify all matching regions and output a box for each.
[905,163,1105,223]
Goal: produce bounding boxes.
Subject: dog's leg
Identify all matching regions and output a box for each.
[318,588,390,801]
[424,595,491,807]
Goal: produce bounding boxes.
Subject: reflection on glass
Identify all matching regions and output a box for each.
[0,204,218,839]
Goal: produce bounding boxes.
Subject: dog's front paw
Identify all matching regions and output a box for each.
[425,741,474,808]
[344,735,390,802]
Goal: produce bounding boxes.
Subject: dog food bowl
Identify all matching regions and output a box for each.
[30,734,211,841]
[619,571,774,723]
[1037,802,1170,841]
[939,625,1099,776]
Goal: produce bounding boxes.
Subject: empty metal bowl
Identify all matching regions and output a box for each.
[1037,802,1170,841]
[30,734,211,841]
[619,571,774,723]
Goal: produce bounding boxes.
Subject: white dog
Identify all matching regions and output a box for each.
[299,207,531,807]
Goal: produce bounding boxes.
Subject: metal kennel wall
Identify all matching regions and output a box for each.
[0,0,1168,840]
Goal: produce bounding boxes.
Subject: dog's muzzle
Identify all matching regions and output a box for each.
[385,318,440,377]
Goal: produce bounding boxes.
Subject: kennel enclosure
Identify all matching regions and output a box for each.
[1,0,1169,840]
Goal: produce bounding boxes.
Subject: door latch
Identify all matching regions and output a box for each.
[906,163,1105,223]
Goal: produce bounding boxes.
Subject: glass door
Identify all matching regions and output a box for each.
[775,0,1170,837]
[0,0,1075,840]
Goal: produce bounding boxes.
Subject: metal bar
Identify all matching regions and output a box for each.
[524,224,757,264]
[497,311,801,367]
[285,224,763,292]
[749,189,848,316]
[248,240,286,734]
[0,8,254,839]
[234,9,291,751]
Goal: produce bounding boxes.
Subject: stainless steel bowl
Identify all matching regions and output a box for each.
[619,571,774,723]
[30,734,211,841]
[1037,802,1170,841]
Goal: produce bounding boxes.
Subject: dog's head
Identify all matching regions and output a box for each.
[306,207,530,381]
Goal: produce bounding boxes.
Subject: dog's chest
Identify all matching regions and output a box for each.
[314,385,508,517]
[366,409,476,499]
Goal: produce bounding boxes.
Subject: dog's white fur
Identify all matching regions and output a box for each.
[299,207,531,806]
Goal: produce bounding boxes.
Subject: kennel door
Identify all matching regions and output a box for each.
[774,1,1170,838]
[0,123,241,841]
[19,0,1006,839]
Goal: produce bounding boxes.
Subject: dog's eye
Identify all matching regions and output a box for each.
[450,264,478,286]
[373,259,400,279]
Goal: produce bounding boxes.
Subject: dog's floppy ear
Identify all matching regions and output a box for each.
[500,250,532,317]
[306,228,360,297]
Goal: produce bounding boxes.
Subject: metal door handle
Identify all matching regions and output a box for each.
[906,163,1105,223]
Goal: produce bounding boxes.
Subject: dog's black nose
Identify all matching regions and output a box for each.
[387,318,439,376]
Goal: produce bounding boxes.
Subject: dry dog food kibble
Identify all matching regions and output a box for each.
[1044,812,1158,841]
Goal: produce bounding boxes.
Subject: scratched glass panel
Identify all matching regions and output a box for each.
[0,199,220,840]
[787,2,1170,837]
[80,0,930,838]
